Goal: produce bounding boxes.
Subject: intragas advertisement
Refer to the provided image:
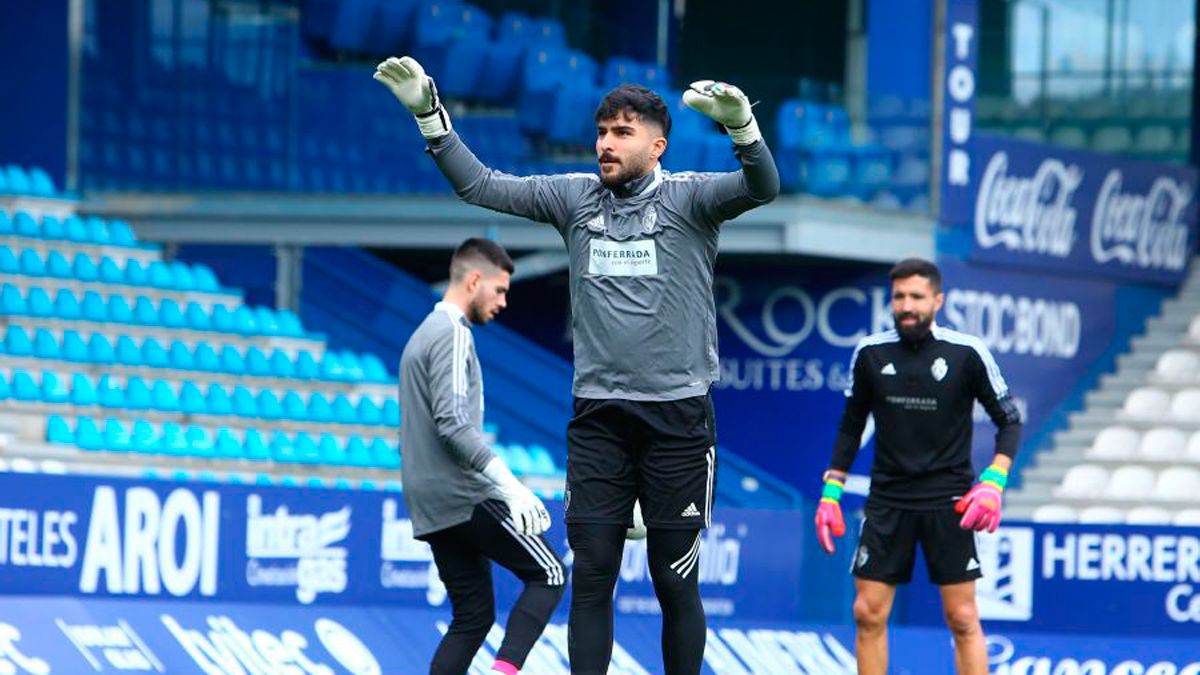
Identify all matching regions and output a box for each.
[710,258,1131,495]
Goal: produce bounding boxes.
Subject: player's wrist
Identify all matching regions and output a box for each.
[820,471,846,503]
[725,115,761,146]
[979,464,1008,491]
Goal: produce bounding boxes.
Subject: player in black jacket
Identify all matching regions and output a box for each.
[816,258,1022,675]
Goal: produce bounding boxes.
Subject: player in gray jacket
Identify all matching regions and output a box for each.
[378,55,779,675]
[400,238,564,675]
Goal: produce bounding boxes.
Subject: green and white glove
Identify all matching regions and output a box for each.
[373,55,453,139]
[481,456,551,536]
[682,80,761,145]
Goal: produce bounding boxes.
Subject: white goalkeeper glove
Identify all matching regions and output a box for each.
[481,456,551,536]
[626,500,647,541]
[373,56,453,139]
[682,80,762,146]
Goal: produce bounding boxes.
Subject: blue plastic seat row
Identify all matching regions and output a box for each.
[2,325,392,384]
[0,283,305,338]
[493,442,559,476]
[9,366,399,426]
[0,245,222,293]
[1,212,137,248]
[47,414,400,469]
[0,165,56,197]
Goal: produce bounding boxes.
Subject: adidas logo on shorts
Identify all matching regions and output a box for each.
[681,502,702,518]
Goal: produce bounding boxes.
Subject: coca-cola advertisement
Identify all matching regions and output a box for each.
[953,133,1197,284]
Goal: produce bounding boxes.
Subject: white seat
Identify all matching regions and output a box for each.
[1170,389,1200,421]
[1156,466,1200,502]
[1138,427,1189,461]
[1105,464,1156,500]
[1134,125,1174,154]
[1125,506,1172,525]
[1092,126,1133,153]
[1088,426,1139,459]
[1155,350,1200,383]
[1122,387,1171,419]
[1031,504,1077,523]
[1078,506,1125,524]
[1050,125,1088,148]
[1056,464,1110,498]
[1186,432,1200,463]
[1189,315,1200,342]
[1173,509,1200,526]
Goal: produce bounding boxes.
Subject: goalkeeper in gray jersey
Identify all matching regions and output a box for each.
[377,55,779,675]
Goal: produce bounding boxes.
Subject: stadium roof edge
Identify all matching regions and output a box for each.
[80,192,934,263]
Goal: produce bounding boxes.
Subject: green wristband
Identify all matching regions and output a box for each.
[980,465,1008,490]
[821,479,845,502]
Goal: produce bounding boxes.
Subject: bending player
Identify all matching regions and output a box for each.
[400,238,564,675]
[376,56,779,675]
[815,258,1022,675]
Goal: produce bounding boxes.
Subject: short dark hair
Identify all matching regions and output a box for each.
[595,84,671,138]
[889,258,942,291]
[450,238,514,282]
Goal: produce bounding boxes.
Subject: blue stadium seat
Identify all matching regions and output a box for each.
[270,430,298,463]
[72,253,99,282]
[192,265,220,293]
[159,298,185,328]
[98,256,124,284]
[148,261,174,289]
[506,444,533,474]
[252,307,279,335]
[257,390,284,420]
[115,335,142,365]
[383,398,400,427]
[276,310,305,337]
[170,262,196,291]
[134,296,159,325]
[1,284,25,315]
[125,259,149,287]
[107,220,136,247]
[129,420,158,454]
[215,428,244,460]
[47,415,74,445]
[295,432,321,464]
[150,380,178,413]
[185,426,215,458]
[26,287,53,317]
[270,349,295,378]
[357,397,382,426]
[4,325,32,356]
[33,328,60,360]
[372,438,400,469]
[62,330,89,362]
[233,306,257,335]
[45,250,72,278]
[53,289,81,320]
[64,216,88,244]
[10,369,39,401]
[96,375,125,409]
[160,422,188,456]
[332,394,358,424]
[18,249,45,276]
[194,342,221,371]
[244,428,270,461]
[345,436,373,467]
[528,445,557,475]
[40,216,64,240]
[41,370,69,403]
[87,334,114,364]
[185,302,211,330]
[339,351,366,381]
[245,347,271,376]
[107,294,132,324]
[169,341,195,370]
[282,391,308,421]
[206,383,233,416]
[220,345,245,374]
[125,376,153,409]
[319,434,346,465]
[212,304,236,332]
[308,392,333,423]
[321,351,346,380]
[85,217,110,245]
[179,381,207,415]
[0,248,18,274]
[103,418,131,452]
[361,354,390,383]
[13,212,39,238]
[80,291,107,322]
[75,417,103,451]
[287,351,320,381]
[232,385,258,417]
[0,212,10,235]
[27,168,55,196]
[142,338,170,368]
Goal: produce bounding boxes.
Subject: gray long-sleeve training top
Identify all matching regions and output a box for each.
[399,301,502,537]
[427,129,780,401]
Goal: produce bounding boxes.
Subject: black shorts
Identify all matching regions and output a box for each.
[565,392,716,530]
[851,502,982,586]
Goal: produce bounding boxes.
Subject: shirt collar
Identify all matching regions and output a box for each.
[435,301,469,325]
[610,164,663,199]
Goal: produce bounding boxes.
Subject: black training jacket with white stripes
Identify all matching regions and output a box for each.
[829,325,1023,509]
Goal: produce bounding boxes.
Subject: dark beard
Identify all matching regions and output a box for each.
[466,303,488,325]
[894,314,932,342]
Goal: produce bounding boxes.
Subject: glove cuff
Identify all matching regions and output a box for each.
[820,476,845,503]
[415,105,453,139]
[725,115,761,146]
[979,464,1008,491]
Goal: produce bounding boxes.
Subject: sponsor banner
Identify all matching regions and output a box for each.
[0,595,1197,673]
[711,258,1127,493]
[939,0,980,224]
[904,522,1200,638]
[959,133,1198,284]
[0,472,803,621]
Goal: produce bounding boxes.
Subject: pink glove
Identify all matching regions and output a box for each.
[815,500,845,554]
[956,474,1005,533]
[815,472,847,554]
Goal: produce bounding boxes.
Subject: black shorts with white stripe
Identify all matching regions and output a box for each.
[565,392,717,530]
